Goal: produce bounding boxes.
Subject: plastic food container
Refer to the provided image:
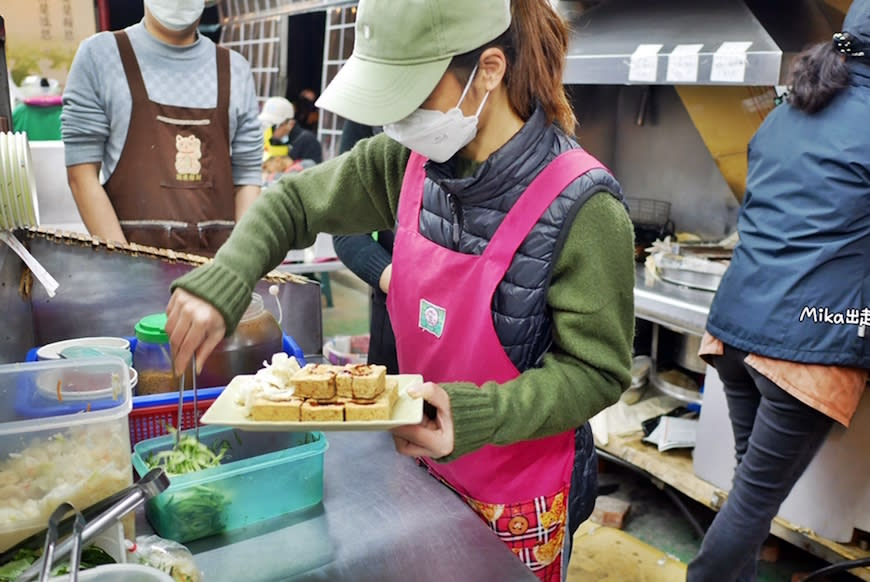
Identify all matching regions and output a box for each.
[323,334,370,365]
[0,357,133,553]
[36,336,132,365]
[131,426,327,544]
[33,366,138,402]
[48,564,174,582]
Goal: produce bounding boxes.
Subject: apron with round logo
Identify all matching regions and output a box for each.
[387,149,605,580]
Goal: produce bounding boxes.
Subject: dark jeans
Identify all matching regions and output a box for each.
[687,344,834,582]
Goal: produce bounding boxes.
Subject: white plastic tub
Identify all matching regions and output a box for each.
[48,564,174,581]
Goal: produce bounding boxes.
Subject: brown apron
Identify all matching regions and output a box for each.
[105,31,236,256]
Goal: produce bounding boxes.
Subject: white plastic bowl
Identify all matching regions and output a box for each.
[35,366,137,401]
[49,564,175,582]
[36,337,131,361]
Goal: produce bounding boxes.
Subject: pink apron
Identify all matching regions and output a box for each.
[387,149,605,580]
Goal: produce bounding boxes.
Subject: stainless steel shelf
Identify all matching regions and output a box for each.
[561,0,784,85]
[634,264,714,337]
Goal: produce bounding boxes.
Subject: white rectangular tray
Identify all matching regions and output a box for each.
[200,374,424,432]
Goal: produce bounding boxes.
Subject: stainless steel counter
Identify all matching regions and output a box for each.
[139,432,537,582]
[633,264,714,337]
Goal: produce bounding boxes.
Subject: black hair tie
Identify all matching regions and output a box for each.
[833,31,866,57]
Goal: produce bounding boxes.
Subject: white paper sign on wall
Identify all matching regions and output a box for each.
[666,44,704,83]
[628,44,663,83]
[710,41,753,83]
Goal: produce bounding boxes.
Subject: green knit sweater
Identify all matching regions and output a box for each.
[172,133,635,461]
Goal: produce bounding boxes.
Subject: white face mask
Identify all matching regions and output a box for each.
[383,65,490,163]
[145,0,205,31]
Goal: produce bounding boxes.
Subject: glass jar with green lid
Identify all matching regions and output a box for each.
[133,313,175,395]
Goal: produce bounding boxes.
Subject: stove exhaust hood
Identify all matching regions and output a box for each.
[559,0,841,86]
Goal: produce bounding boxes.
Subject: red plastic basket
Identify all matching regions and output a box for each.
[129,398,218,448]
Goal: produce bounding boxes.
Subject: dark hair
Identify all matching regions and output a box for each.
[787,41,851,114]
[449,0,577,134]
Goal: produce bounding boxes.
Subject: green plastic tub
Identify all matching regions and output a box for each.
[131,426,327,543]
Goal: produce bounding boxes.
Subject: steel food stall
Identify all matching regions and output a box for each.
[2,0,869,577]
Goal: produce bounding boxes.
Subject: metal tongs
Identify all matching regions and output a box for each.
[39,503,85,582]
[176,353,199,447]
[20,468,170,582]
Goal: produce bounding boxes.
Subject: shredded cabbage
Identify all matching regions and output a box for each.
[0,424,132,552]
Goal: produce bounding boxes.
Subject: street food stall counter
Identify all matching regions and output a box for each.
[144,431,537,582]
[0,231,536,580]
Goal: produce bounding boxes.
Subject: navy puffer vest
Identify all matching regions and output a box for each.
[419,106,623,371]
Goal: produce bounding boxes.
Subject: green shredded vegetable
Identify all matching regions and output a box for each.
[162,485,229,541]
[145,428,229,475]
[0,546,115,581]
[144,428,232,542]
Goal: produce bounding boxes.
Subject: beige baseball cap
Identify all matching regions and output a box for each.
[316,0,511,126]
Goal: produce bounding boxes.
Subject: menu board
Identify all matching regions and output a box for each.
[3,0,97,87]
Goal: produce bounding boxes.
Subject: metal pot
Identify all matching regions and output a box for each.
[674,333,707,374]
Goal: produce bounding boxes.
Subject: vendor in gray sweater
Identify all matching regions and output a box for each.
[61,0,263,255]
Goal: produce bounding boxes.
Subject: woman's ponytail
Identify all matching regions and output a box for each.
[450,0,577,134]
[507,0,576,133]
[787,41,851,114]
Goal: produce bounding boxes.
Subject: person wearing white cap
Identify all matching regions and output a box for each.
[259,96,323,164]
[167,1,635,578]
[62,0,262,255]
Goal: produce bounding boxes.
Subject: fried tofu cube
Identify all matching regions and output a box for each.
[347,364,387,400]
[301,400,345,422]
[249,397,303,421]
[344,379,399,421]
[292,363,337,401]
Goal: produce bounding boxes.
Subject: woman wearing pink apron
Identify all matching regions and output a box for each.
[388,149,610,580]
[166,1,635,579]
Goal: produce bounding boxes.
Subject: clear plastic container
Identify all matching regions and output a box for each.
[133,314,175,395]
[323,334,370,365]
[131,426,327,543]
[0,357,133,553]
[197,292,284,389]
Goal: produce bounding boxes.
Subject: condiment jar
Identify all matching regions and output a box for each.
[198,292,284,388]
[133,313,175,395]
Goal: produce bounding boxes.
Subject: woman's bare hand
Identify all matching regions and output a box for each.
[165,288,226,375]
[378,263,392,294]
[390,382,454,459]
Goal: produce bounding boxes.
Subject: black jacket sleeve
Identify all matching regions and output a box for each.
[290,130,323,164]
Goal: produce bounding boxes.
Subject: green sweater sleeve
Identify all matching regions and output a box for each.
[441,192,636,461]
[171,133,410,332]
[173,141,634,464]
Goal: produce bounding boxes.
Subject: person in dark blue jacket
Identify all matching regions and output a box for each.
[688,2,870,580]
